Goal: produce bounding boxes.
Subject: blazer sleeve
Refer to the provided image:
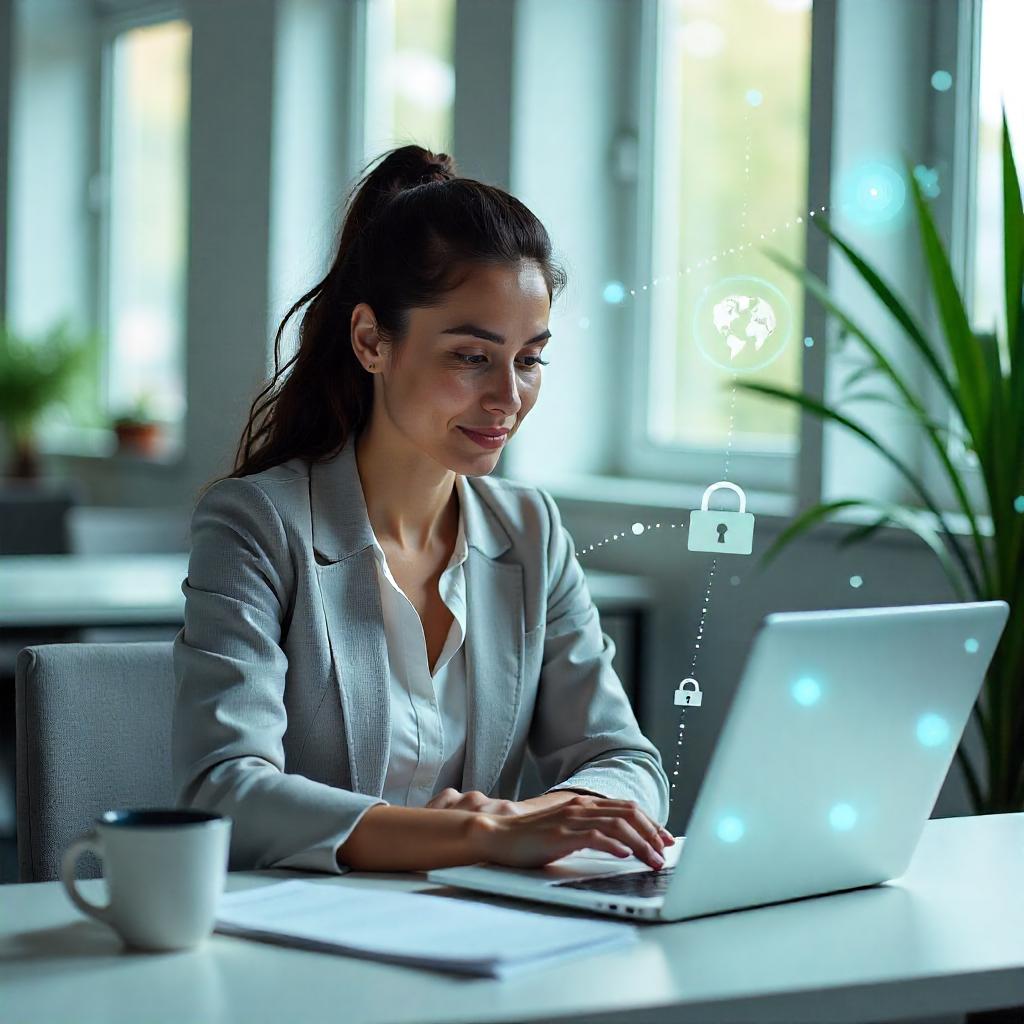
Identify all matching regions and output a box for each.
[171,477,385,874]
[526,488,670,826]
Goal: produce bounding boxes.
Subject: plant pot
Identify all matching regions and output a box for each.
[114,421,162,456]
[7,436,41,479]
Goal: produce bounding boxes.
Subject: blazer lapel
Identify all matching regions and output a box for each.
[310,442,390,797]
[309,439,525,800]
[458,477,524,796]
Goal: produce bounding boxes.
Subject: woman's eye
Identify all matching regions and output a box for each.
[453,353,549,368]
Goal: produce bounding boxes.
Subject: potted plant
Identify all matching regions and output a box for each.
[737,112,1023,814]
[0,319,97,479]
[112,393,164,456]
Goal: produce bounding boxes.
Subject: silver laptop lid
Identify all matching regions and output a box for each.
[663,601,1008,921]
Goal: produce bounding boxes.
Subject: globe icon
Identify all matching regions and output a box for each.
[712,294,777,362]
[692,275,792,374]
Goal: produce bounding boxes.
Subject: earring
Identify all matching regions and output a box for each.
[368,362,375,371]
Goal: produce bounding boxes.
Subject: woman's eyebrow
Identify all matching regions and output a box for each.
[440,323,552,345]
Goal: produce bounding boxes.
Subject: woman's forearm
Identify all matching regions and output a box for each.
[336,804,495,871]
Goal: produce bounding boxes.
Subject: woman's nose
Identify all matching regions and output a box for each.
[484,365,522,415]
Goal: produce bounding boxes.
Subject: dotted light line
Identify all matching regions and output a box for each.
[628,204,829,299]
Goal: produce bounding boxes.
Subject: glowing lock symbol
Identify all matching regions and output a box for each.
[687,481,755,555]
[674,677,703,707]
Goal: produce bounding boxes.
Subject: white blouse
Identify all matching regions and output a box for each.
[370,474,470,807]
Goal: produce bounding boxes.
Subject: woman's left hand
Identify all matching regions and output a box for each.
[424,788,523,815]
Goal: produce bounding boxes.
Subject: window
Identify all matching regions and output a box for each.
[362,0,456,161]
[632,0,814,480]
[971,0,1024,338]
[103,18,191,429]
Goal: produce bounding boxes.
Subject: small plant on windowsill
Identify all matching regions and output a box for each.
[0,319,98,479]
[112,394,164,457]
[736,111,1023,814]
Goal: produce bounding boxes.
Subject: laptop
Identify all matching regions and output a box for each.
[428,601,1009,922]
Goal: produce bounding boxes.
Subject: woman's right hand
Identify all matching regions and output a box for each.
[472,794,669,870]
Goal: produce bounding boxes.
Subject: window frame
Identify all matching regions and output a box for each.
[95,2,190,439]
[619,0,837,500]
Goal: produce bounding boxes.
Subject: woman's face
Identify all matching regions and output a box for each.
[355,260,552,475]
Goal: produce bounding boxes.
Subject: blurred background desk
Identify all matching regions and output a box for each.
[0,554,188,633]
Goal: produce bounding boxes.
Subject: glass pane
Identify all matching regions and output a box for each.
[972,0,1024,338]
[648,0,812,452]
[363,0,456,159]
[107,19,191,425]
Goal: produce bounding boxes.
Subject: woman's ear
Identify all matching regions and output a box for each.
[351,302,385,372]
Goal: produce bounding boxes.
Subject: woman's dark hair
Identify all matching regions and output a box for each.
[225,144,567,481]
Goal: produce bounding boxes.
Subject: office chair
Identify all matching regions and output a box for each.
[15,642,176,882]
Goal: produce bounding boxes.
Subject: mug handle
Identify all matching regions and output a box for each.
[60,831,113,925]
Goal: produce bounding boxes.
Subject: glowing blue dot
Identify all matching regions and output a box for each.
[631,522,645,536]
[838,161,907,228]
[602,280,626,305]
[964,637,979,654]
[917,713,951,748]
[716,816,745,843]
[791,676,822,706]
[829,803,857,831]
[931,70,953,92]
[1014,495,1024,514]
[745,89,763,107]
[849,575,863,589]
[913,164,941,199]
[803,335,814,348]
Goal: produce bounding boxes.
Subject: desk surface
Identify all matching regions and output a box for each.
[0,554,654,629]
[2,814,1022,1024]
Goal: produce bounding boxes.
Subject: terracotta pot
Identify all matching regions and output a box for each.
[7,436,41,479]
[114,421,162,456]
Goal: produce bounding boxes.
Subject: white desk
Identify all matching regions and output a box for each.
[2,814,1022,1023]
[0,554,189,630]
[0,554,651,630]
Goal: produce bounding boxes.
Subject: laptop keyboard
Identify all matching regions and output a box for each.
[555,868,675,898]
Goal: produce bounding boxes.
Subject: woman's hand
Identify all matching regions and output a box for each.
[425,788,524,816]
[471,793,673,871]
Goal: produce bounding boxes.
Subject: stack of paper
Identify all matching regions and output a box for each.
[216,880,637,977]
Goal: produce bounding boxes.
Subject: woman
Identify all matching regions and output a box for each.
[172,145,672,875]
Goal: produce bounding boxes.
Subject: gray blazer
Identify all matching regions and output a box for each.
[172,440,669,873]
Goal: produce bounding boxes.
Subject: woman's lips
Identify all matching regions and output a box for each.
[458,426,509,449]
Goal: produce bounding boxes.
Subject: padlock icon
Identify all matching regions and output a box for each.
[674,677,703,707]
[687,481,755,555]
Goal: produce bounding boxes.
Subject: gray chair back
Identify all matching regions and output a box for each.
[15,642,176,882]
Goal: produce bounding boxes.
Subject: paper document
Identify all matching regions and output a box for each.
[216,879,637,977]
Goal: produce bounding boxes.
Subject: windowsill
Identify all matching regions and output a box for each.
[522,471,993,543]
[37,424,186,468]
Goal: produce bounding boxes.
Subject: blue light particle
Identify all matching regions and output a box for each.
[791,676,822,706]
[964,637,979,654]
[745,89,763,107]
[602,280,626,305]
[829,803,857,831]
[849,575,863,589]
[716,816,745,843]
[803,335,814,348]
[838,161,907,229]
[917,713,951,748]
[1014,495,1024,514]
[931,70,953,92]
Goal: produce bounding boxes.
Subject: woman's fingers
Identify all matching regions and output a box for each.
[569,801,667,854]
[571,815,665,870]
[562,828,632,861]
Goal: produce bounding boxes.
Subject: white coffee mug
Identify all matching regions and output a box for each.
[60,808,232,951]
